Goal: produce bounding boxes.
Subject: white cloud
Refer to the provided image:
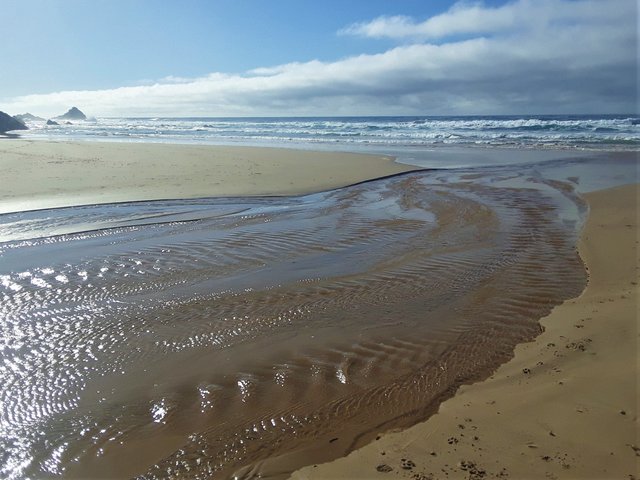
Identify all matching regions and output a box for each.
[2,0,636,117]
[339,0,631,40]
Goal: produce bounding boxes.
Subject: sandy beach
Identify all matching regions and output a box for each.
[0,139,411,213]
[292,183,639,479]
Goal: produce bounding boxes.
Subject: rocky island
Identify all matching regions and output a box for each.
[56,107,87,121]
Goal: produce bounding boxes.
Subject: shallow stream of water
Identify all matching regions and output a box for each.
[0,153,636,479]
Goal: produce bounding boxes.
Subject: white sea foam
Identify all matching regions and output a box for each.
[18,115,639,150]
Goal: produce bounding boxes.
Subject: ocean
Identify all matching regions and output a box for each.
[18,114,640,151]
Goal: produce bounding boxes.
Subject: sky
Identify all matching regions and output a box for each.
[1,0,637,117]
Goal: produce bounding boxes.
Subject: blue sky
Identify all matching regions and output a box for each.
[1,0,636,116]
[3,0,476,96]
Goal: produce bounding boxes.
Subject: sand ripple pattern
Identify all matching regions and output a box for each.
[0,170,586,479]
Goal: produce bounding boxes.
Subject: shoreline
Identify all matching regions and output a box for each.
[292,183,639,479]
[0,139,412,214]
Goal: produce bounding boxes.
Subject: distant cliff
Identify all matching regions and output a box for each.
[0,111,29,133]
[14,112,45,122]
[56,107,87,120]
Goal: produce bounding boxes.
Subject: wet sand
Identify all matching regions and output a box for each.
[292,183,639,479]
[0,140,411,213]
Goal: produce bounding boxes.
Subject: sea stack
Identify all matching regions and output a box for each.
[56,107,87,120]
[46,119,59,126]
[0,111,29,133]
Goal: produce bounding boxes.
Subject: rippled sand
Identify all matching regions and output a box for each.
[0,164,591,479]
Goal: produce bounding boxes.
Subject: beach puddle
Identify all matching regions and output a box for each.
[0,167,588,479]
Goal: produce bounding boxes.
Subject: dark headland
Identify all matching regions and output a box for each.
[0,111,28,133]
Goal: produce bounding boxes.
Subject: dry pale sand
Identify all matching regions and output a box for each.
[292,183,639,480]
[0,140,412,213]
